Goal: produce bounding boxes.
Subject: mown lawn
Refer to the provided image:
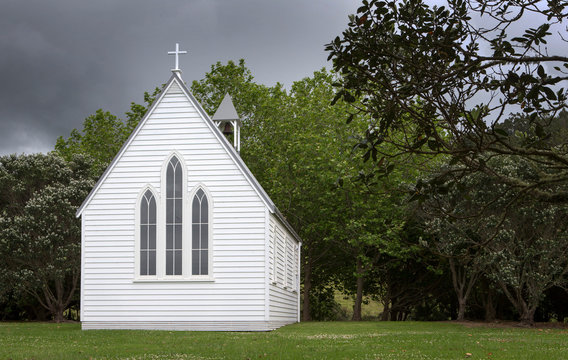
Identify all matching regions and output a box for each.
[1,321,567,359]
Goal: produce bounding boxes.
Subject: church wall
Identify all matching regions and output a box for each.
[267,214,300,323]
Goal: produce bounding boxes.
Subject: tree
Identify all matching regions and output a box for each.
[332,155,414,321]
[486,196,568,325]
[0,154,94,322]
[421,168,498,321]
[327,0,568,202]
[422,155,568,324]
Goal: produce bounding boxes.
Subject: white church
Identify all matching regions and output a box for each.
[76,44,302,331]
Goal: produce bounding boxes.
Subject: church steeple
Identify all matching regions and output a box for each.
[212,94,242,152]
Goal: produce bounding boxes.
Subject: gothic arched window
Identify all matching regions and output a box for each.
[192,188,209,275]
[166,156,183,275]
[140,190,157,276]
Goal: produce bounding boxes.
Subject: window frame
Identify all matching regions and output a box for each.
[188,184,214,280]
[134,186,159,280]
[164,154,184,277]
[269,219,277,285]
[133,154,215,283]
[159,152,188,279]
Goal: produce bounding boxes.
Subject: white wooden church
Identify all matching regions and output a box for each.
[76,44,302,331]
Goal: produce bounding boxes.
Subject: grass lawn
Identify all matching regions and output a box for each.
[1,321,567,359]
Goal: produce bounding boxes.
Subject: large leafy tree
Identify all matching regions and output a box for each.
[327,0,568,202]
[488,200,568,325]
[421,166,503,321]
[0,154,94,322]
[422,155,568,324]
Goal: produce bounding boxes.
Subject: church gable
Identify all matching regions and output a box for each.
[77,73,274,217]
[79,74,270,283]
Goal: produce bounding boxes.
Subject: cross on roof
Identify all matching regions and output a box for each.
[168,43,187,71]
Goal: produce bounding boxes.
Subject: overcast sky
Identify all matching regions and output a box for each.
[2,1,565,156]
[0,0,357,155]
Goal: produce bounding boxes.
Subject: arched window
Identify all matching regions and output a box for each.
[166,156,183,275]
[140,190,156,276]
[192,188,209,275]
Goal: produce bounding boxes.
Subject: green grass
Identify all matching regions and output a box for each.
[1,321,567,359]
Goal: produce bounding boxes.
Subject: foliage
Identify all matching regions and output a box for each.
[0,153,95,322]
[306,285,343,321]
[485,196,568,325]
[327,0,568,202]
[421,154,568,324]
[3,322,568,359]
[420,165,497,321]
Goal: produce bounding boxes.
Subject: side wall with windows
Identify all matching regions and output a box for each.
[267,214,300,323]
[81,80,268,329]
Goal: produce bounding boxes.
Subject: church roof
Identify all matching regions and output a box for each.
[212,94,240,122]
[75,72,301,243]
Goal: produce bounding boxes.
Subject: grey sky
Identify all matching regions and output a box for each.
[2,1,565,156]
[0,0,357,155]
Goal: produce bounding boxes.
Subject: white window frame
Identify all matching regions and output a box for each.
[283,235,289,289]
[270,219,277,285]
[134,185,159,280]
[133,153,215,283]
[160,152,187,279]
[188,184,214,280]
[293,242,299,293]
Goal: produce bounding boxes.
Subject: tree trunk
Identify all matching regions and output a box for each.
[483,286,496,322]
[302,258,312,321]
[449,258,478,322]
[380,287,392,321]
[496,280,536,326]
[53,306,65,323]
[352,257,364,321]
[380,300,391,321]
[519,303,536,326]
[457,299,466,321]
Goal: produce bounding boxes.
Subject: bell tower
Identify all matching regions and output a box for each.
[212,94,241,152]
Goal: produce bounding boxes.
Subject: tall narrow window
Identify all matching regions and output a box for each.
[192,189,209,275]
[140,190,156,276]
[166,156,183,275]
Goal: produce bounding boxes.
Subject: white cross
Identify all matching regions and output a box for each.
[168,43,187,71]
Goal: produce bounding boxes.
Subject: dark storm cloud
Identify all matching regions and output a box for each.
[0,0,355,155]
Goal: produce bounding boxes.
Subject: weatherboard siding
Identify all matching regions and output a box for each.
[82,80,269,326]
[268,214,300,322]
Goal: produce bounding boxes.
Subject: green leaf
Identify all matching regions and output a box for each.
[494,128,509,137]
[542,86,557,101]
[537,65,546,78]
[427,140,438,151]
[535,123,545,138]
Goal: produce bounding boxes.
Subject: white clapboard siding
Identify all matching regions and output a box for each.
[81,78,271,329]
[267,214,300,323]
